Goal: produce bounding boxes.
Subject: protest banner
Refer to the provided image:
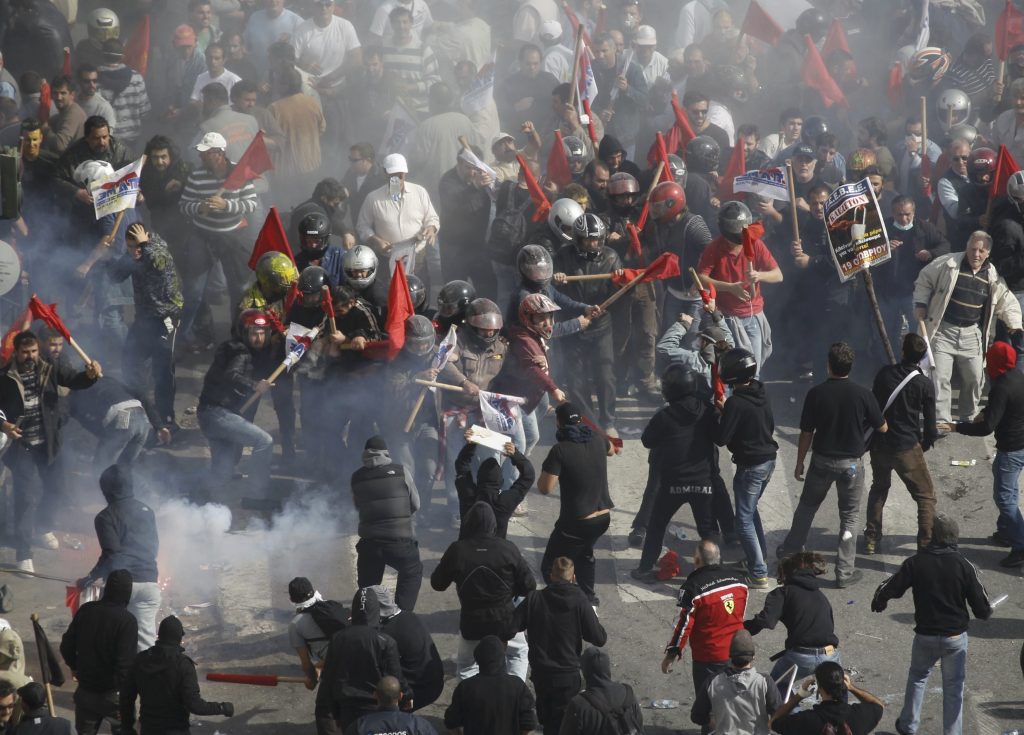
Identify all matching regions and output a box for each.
[733,166,790,202]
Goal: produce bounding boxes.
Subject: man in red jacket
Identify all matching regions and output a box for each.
[661,539,747,735]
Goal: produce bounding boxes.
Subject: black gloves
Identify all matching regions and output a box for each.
[221,702,234,718]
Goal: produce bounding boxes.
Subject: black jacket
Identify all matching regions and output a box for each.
[10,708,73,735]
[351,446,418,540]
[198,339,275,415]
[120,642,226,731]
[455,443,534,540]
[882,217,950,292]
[431,502,536,640]
[871,361,937,453]
[553,243,622,336]
[317,589,408,717]
[559,648,643,735]
[772,699,883,735]
[991,200,1024,290]
[0,358,97,463]
[68,376,162,438]
[54,135,135,227]
[84,465,159,585]
[514,581,606,674]
[344,706,437,735]
[642,396,716,487]
[444,636,538,735]
[381,611,443,709]
[438,166,491,251]
[745,569,839,650]
[714,380,779,465]
[60,569,137,693]
[872,543,992,636]
[957,368,1024,451]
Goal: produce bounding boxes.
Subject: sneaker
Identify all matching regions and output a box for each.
[746,575,771,590]
[38,532,59,550]
[999,549,1024,568]
[990,531,1013,548]
[894,718,913,735]
[863,536,877,555]
[836,569,863,588]
[628,528,646,548]
[512,501,529,517]
[630,567,658,583]
[776,544,797,560]
[619,426,644,438]
[13,559,33,576]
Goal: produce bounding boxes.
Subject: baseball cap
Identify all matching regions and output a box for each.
[555,401,583,425]
[288,576,315,603]
[729,629,756,664]
[634,25,657,45]
[490,132,515,150]
[195,132,227,152]
[173,24,197,47]
[793,144,816,160]
[539,20,563,41]
[382,153,408,174]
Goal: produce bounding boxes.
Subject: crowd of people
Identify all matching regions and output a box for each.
[0,0,1021,733]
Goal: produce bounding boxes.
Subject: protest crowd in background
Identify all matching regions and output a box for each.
[0,0,1022,733]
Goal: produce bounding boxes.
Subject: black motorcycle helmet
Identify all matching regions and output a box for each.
[298,265,328,308]
[298,211,331,256]
[437,280,476,320]
[661,364,699,402]
[718,348,757,385]
[407,274,426,311]
[795,8,829,43]
[686,135,720,175]
[800,116,829,145]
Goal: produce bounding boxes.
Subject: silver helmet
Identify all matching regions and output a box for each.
[548,198,585,243]
[341,245,378,290]
[936,88,971,129]
[87,8,120,42]
[516,244,553,285]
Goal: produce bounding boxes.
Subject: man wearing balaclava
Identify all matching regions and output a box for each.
[453,435,535,539]
[120,615,233,733]
[60,569,137,735]
[560,647,643,735]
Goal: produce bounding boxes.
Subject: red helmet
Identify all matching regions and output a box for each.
[518,292,560,338]
[238,308,270,331]
[967,147,996,184]
[649,181,686,222]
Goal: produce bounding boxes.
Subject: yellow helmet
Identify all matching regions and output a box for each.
[255,252,298,301]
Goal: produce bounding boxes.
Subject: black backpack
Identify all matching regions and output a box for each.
[487,183,532,264]
[581,688,643,735]
[304,599,347,641]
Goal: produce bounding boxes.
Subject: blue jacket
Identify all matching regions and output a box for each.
[296,245,346,288]
[85,465,159,584]
[344,706,437,735]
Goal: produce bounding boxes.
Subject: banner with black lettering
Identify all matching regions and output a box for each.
[824,177,892,282]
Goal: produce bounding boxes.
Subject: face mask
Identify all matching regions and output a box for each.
[892,219,914,231]
[388,176,402,201]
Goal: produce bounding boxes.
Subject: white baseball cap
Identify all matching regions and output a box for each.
[490,132,515,149]
[539,20,562,41]
[382,153,408,174]
[195,132,227,152]
[634,25,657,46]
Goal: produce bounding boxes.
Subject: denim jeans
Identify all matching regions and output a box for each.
[993,449,1024,551]
[129,581,162,651]
[897,632,969,735]
[457,631,529,681]
[733,459,775,579]
[198,405,274,496]
[769,646,842,686]
[782,454,864,580]
[729,314,765,377]
[94,406,151,470]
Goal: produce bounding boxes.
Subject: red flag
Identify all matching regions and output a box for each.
[920,149,933,199]
[887,63,903,109]
[123,15,151,76]
[801,34,848,109]
[561,1,592,46]
[221,131,273,191]
[263,309,286,334]
[580,414,623,451]
[997,0,1024,60]
[670,92,697,150]
[992,144,1021,198]
[547,130,573,189]
[38,80,51,124]
[0,304,33,363]
[625,222,644,264]
[718,140,746,200]
[365,261,415,360]
[739,0,784,46]
[62,47,71,76]
[664,124,682,157]
[581,99,599,147]
[698,280,717,307]
[321,285,335,319]
[28,296,71,340]
[822,19,851,57]
[283,281,300,313]
[247,207,295,270]
[710,364,726,403]
[742,222,765,260]
[65,586,82,615]
[516,154,551,222]
[610,252,680,286]
[646,131,674,184]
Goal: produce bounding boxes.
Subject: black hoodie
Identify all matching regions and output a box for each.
[60,569,137,693]
[316,588,407,718]
[745,569,839,650]
[84,465,159,585]
[714,380,779,466]
[431,503,536,640]
[642,396,716,486]
[455,443,535,540]
[120,639,225,731]
[560,648,643,735]
[514,580,607,674]
[444,635,538,735]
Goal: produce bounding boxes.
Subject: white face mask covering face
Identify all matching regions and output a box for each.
[892,219,914,231]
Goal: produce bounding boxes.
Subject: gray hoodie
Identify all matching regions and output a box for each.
[691,665,781,735]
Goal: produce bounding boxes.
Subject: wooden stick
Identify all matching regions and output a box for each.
[68,337,101,376]
[688,266,703,292]
[30,614,56,717]
[323,286,337,335]
[239,363,286,413]
[562,273,614,281]
[785,160,800,241]
[458,135,471,151]
[645,162,665,199]
[403,390,429,433]
[860,270,896,364]
[598,271,646,311]
[568,24,584,111]
[414,379,467,392]
[996,60,1006,104]
[920,96,928,163]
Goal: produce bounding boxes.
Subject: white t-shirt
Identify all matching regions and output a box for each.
[191,68,243,102]
[292,16,361,83]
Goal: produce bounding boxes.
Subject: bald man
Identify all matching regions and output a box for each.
[343,676,437,735]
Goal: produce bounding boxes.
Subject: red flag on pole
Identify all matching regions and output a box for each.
[710,363,726,403]
[698,280,717,307]
[321,285,335,319]
[28,296,71,340]
[996,0,1024,60]
[247,207,295,269]
[561,1,592,46]
[516,154,551,222]
[547,130,573,189]
[739,0,784,46]
[887,63,903,109]
[664,124,683,157]
[625,222,644,264]
[123,15,151,76]
[992,144,1021,198]
[581,98,599,147]
[822,19,851,57]
[38,80,51,124]
[283,281,300,313]
[645,131,673,184]
[670,92,697,150]
[62,47,71,76]
[365,260,415,360]
[610,252,680,285]
[0,304,33,363]
[221,131,273,191]
[718,141,747,200]
[801,34,848,109]
[741,222,765,260]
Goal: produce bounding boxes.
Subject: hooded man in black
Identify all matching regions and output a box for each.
[443,635,538,735]
[454,441,535,540]
[373,586,444,712]
[60,569,137,735]
[560,647,643,735]
[316,588,408,734]
[431,502,536,681]
[77,465,160,652]
[120,615,232,735]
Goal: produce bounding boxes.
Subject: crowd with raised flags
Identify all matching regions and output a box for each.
[0,0,1024,733]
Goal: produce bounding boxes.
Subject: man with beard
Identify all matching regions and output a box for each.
[438,147,493,288]
[140,136,191,250]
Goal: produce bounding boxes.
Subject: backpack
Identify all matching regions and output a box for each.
[303,599,347,641]
[581,688,643,735]
[487,183,532,263]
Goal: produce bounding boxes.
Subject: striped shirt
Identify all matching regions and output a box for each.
[97,65,151,143]
[948,58,996,99]
[179,166,258,233]
[943,261,990,327]
[382,39,440,115]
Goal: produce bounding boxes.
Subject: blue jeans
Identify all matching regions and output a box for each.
[198,405,274,496]
[769,646,842,687]
[733,459,774,578]
[993,449,1024,551]
[735,315,764,377]
[94,406,151,470]
[898,633,969,735]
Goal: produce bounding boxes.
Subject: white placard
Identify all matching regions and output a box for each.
[0,240,21,296]
[466,424,510,453]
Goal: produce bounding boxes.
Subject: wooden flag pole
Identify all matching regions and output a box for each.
[322,285,338,335]
[68,338,101,376]
[414,379,466,392]
[568,24,584,111]
[860,269,896,365]
[563,273,614,281]
[597,270,647,311]
[239,364,285,413]
[785,160,800,242]
[996,60,1007,104]
[689,266,704,292]
[920,95,928,168]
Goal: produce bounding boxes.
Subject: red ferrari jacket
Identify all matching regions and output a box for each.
[666,564,748,663]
